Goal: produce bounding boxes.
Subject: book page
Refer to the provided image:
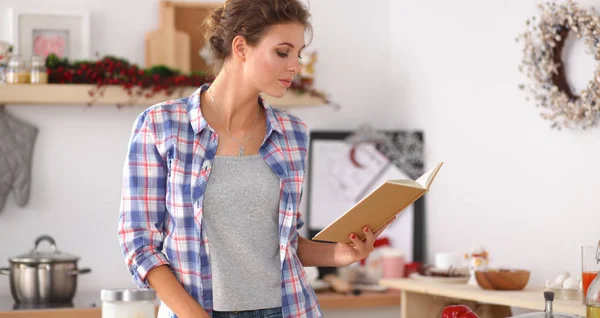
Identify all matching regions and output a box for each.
[389,179,423,188]
[415,162,443,189]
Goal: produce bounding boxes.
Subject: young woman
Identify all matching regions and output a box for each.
[118,1,395,317]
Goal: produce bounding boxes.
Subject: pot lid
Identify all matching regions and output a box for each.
[10,235,79,264]
[101,289,156,302]
[511,313,579,318]
[510,291,581,318]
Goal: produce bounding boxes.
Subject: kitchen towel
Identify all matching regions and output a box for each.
[0,107,38,212]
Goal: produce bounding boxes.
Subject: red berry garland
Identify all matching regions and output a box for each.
[45,53,329,107]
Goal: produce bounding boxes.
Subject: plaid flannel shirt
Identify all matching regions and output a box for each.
[118,84,323,318]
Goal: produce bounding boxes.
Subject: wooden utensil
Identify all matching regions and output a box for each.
[145,1,191,73]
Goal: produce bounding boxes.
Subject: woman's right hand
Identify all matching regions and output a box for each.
[147,265,210,318]
[185,306,211,318]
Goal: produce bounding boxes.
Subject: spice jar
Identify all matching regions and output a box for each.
[30,56,47,84]
[100,288,156,318]
[6,55,30,84]
[0,41,12,85]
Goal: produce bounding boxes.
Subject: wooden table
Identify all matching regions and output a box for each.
[380,278,586,318]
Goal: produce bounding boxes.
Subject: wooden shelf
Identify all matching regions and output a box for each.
[0,84,327,108]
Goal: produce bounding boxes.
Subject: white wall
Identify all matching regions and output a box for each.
[390,0,600,288]
[6,0,596,313]
[0,0,393,313]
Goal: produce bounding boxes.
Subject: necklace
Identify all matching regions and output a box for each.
[208,88,260,157]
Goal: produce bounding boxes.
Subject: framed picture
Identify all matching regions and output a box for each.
[305,130,427,263]
[10,9,90,60]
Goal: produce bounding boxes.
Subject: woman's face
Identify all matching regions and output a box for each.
[242,22,306,98]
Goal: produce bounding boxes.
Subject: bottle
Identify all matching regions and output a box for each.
[587,270,600,318]
[30,55,47,84]
[587,241,600,318]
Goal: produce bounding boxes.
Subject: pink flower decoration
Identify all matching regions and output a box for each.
[33,34,66,58]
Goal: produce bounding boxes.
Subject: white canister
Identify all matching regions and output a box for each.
[434,252,464,270]
[101,288,156,318]
[379,248,405,279]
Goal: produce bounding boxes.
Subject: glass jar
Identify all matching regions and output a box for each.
[0,60,6,84]
[0,41,12,84]
[100,288,156,318]
[30,56,47,84]
[585,240,600,318]
[6,55,30,84]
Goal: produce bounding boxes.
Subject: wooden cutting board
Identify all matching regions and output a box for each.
[145,1,191,73]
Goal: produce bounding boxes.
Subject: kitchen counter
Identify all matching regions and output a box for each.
[0,291,102,312]
[315,290,400,309]
[0,291,104,318]
[0,290,400,317]
[380,277,586,317]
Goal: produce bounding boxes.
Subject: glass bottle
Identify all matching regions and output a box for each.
[6,55,30,84]
[586,241,600,318]
[30,56,47,84]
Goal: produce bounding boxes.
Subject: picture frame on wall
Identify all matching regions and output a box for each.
[10,9,91,60]
[305,130,427,273]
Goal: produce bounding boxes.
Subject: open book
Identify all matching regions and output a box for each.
[312,162,443,244]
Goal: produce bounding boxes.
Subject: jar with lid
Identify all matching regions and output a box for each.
[30,55,47,84]
[6,55,30,84]
[100,288,156,318]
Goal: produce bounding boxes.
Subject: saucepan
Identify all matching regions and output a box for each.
[0,235,91,304]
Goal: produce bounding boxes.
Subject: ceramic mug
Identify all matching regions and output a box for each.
[434,252,464,270]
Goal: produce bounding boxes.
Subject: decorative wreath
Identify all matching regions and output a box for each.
[517,0,600,129]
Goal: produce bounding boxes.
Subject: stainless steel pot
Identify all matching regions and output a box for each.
[510,291,581,317]
[0,235,91,304]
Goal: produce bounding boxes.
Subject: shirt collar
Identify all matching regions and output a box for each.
[187,83,283,135]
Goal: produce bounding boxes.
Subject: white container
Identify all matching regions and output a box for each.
[379,247,405,279]
[434,252,464,270]
[101,288,156,318]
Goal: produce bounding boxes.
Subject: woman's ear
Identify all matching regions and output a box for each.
[231,35,247,62]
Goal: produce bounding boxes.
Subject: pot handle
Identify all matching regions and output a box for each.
[0,268,10,275]
[34,235,57,253]
[68,268,91,276]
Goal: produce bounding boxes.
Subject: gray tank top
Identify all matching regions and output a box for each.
[202,154,282,311]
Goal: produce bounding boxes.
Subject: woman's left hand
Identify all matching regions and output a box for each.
[332,217,397,267]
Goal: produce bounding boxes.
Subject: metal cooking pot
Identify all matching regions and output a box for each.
[0,235,91,304]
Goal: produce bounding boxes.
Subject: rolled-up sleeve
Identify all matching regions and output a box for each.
[118,109,170,288]
[296,125,310,231]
